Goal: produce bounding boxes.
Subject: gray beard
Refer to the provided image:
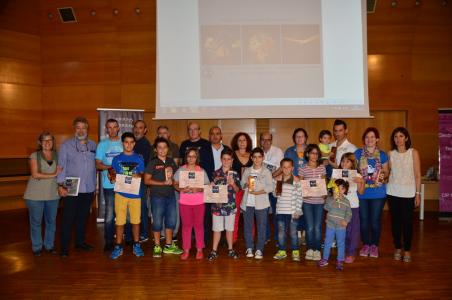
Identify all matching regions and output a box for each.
[75,134,88,141]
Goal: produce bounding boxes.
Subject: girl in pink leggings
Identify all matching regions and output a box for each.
[174,148,210,260]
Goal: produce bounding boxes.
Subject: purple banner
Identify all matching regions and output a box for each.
[439,109,452,215]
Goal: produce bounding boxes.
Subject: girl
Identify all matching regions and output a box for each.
[241,147,273,259]
[355,127,389,259]
[300,144,326,261]
[173,148,210,260]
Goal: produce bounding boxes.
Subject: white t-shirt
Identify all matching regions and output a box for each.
[330,139,357,166]
[345,173,362,208]
[263,145,284,173]
[246,168,262,207]
[211,144,224,171]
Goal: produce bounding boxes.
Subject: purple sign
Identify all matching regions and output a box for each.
[439,109,452,216]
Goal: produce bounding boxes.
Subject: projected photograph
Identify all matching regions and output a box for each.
[242,26,281,64]
[282,25,321,64]
[200,26,241,65]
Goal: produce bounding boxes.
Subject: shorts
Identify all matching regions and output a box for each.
[115,193,141,225]
[212,212,235,232]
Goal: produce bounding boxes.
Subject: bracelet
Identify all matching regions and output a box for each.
[415,191,421,195]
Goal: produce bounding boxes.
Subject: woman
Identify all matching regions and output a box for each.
[240,147,273,259]
[173,148,210,260]
[231,132,253,179]
[387,127,421,262]
[355,127,389,259]
[284,128,308,176]
[299,144,326,261]
[23,132,60,256]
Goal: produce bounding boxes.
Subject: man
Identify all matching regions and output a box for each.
[329,119,357,167]
[132,120,154,242]
[157,125,180,165]
[179,122,214,179]
[95,119,123,251]
[58,117,97,257]
[260,132,284,243]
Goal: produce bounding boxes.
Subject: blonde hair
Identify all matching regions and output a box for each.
[340,152,358,170]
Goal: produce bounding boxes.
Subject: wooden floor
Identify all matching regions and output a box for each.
[0,209,451,299]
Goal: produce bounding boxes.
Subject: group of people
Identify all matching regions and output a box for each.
[23,117,421,270]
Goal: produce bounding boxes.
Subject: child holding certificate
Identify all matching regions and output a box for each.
[173,148,210,260]
[110,132,145,260]
[144,137,183,258]
[241,147,273,260]
[207,149,241,261]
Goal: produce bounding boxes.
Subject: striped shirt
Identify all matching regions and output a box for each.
[275,180,303,216]
[300,165,326,204]
[324,195,352,229]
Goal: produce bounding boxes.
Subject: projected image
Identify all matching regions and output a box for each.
[201,26,241,65]
[282,25,321,64]
[243,26,281,64]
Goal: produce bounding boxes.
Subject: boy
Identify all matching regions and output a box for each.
[273,158,303,261]
[110,132,145,259]
[318,179,352,270]
[144,137,183,257]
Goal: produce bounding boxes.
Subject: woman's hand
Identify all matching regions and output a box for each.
[415,194,421,208]
[58,186,68,197]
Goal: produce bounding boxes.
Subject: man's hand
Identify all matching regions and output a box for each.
[58,186,68,197]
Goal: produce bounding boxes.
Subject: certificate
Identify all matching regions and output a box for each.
[263,162,278,173]
[64,177,80,196]
[332,169,358,190]
[114,174,141,195]
[204,185,228,203]
[179,171,205,189]
[301,178,327,197]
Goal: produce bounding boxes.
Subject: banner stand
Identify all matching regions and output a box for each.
[439,108,452,221]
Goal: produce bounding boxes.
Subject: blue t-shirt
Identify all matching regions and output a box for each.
[284,145,307,177]
[95,138,123,189]
[355,148,388,200]
[111,152,145,199]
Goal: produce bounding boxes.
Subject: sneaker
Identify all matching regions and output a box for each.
[133,243,144,257]
[163,242,183,255]
[393,249,402,261]
[403,254,412,263]
[207,250,219,261]
[254,250,263,260]
[228,249,239,259]
[32,250,41,257]
[359,245,370,257]
[336,260,344,271]
[273,250,287,260]
[317,259,329,267]
[196,250,204,260]
[305,249,314,260]
[345,256,355,264]
[292,250,300,261]
[181,251,189,260]
[110,245,123,260]
[45,248,58,255]
[313,250,322,261]
[331,241,337,248]
[369,245,379,258]
[245,248,254,258]
[153,245,162,258]
[139,236,149,243]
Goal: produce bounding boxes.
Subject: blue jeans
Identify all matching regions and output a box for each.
[244,207,268,252]
[267,193,278,242]
[103,188,115,245]
[323,226,346,261]
[151,193,177,232]
[359,198,386,246]
[276,214,299,250]
[25,199,59,252]
[303,203,324,251]
[161,191,180,238]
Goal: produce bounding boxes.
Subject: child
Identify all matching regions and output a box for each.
[173,148,210,260]
[241,147,273,260]
[272,158,303,261]
[110,132,145,260]
[207,149,241,260]
[318,130,332,162]
[144,137,183,258]
[318,179,352,270]
[339,153,365,263]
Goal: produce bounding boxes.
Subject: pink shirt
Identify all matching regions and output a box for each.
[174,165,210,206]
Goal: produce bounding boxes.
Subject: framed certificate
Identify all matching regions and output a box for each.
[301,178,327,197]
[204,184,228,203]
[332,169,358,190]
[178,171,205,189]
[64,177,80,196]
[114,174,141,195]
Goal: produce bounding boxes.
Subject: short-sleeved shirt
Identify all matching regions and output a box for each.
[284,145,307,177]
[95,138,123,189]
[145,157,178,198]
[355,149,388,200]
[134,137,154,167]
[211,168,241,216]
[300,165,326,204]
[174,165,210,205]
[112,152,145,199]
